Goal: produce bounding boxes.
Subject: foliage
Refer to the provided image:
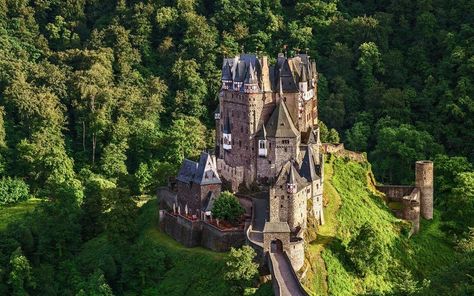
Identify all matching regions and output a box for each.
[224,246,259,295]
[318,156,459,295]
[212,191,245,224]
[0,178,29,205]
[8,247,34,296]
[0,0,472,294]
[347,223,390,276]
[319,121,340,143]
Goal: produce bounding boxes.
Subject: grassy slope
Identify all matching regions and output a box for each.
[0,198,42,231]
[306,155,459,295]
[78,201,231,296]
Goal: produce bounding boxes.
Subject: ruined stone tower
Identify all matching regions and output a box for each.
[415,160,434,220]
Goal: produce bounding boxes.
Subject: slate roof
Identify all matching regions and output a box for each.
[221,53,317,93]
[264,100,299,138]
[176,159,198,183]
[263,221,291,233]
[193,152,221,185]
[275,161,308,189]
[299,146,320,182]
[255,124,267,139]
[176,152,221,185]
[203,191,217,212]
[222,62,232,80]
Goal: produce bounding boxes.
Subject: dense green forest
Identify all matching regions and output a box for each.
[0,0,473,295]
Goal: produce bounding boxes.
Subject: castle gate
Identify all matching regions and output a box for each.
[271,239,283,253]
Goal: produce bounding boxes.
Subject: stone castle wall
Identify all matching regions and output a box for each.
[217,158,244,192]
[376,185,416,202]
[161,211,245,252]
[376,185,421,234]
[288,238,305,271]
[201,222,246,252]
[162,212,202,247]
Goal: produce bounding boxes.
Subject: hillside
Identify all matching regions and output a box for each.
[303,155,459,295]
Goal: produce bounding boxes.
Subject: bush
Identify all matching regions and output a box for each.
[0,177,30,205]
[212,191,245,224]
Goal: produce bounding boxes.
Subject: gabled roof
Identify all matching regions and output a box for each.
[263,221,290,233]
[176,159,198,183]
[264,101,299,138]
[193,152,221,185]
[176,152,221,185]
[299,146,320,182]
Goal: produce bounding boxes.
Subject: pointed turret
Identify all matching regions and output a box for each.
[300,146,319,182]
[222,61,232,80]
[287,163,298,194]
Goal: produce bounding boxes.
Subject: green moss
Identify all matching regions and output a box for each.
[0,198,42,231]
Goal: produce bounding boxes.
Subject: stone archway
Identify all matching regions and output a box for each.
[270,239,283,253]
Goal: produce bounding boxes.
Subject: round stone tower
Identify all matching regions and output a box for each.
[415,161,434,220]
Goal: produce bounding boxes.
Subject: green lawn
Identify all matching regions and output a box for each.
[0,198,42,231]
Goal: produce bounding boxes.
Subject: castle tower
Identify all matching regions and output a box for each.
[416,160,434,220]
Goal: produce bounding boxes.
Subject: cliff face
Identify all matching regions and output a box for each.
[303,155,457,296]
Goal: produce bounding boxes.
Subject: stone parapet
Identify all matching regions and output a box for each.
[217,158,244,192]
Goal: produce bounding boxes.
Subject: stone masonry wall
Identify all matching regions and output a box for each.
[288,239,305,271]
[161,212,246,252]
[161,212,202,247]
[201,223,246,252]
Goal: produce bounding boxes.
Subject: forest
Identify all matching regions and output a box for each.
[0,0,473,295]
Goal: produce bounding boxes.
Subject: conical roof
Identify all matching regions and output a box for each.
[222,61,232,80]
[288,164,298,184]
[300,64,308,82]
[300,146,320,182]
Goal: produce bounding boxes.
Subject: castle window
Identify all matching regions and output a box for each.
[282,140,290,144]
[284,148,288,152]
[241,126,243,132]
[239,140,242,147]
[281,205,283,208]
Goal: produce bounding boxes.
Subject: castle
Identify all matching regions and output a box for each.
[161,52,324,273]
[158,53,434,295]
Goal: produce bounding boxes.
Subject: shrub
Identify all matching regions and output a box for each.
[224,246,259,295]
[0,177,30,205]
[212,191,245,224]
